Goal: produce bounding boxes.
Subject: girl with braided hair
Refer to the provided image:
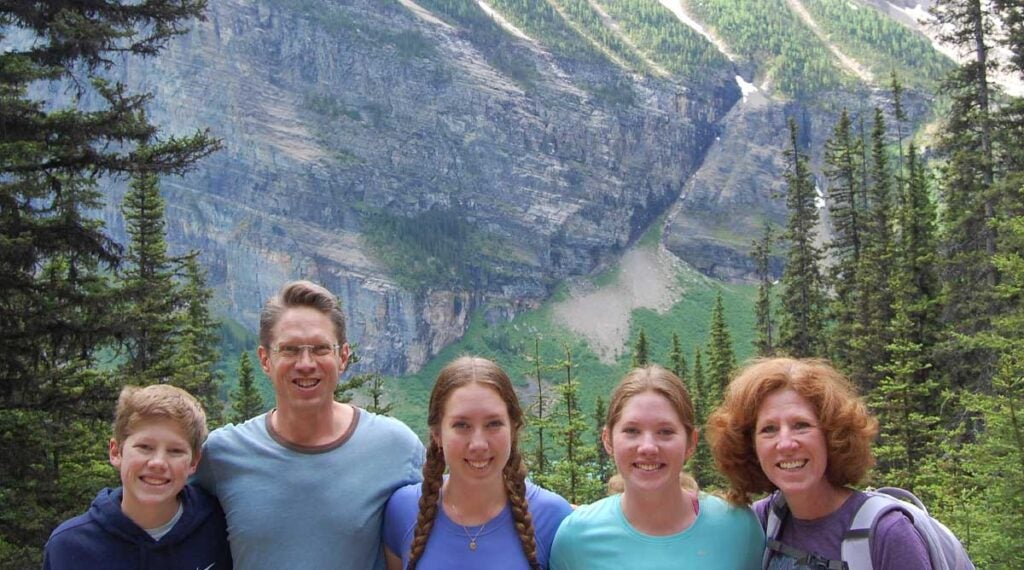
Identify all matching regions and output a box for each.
[549,365,764,569]
[383,356,572,569]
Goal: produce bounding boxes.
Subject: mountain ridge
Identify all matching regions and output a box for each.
[91,0,951,375]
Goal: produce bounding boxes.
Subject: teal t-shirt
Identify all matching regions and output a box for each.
[549,493,764,570]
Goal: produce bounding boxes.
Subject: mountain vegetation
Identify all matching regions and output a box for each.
[801,0,953,88]
[687,0,848,95]
[3,0,1024,566]
[749,2,1023,564]
[0,1,220,565]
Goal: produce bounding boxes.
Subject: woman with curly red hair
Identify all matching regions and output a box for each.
[706,357,932,569]
[383,356,571,569]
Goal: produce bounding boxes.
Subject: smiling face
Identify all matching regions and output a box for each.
[433,382,512,488]
[110,418,198,527]
[258,306,350,415]
[754,388,832,501]
[603,390,697,496]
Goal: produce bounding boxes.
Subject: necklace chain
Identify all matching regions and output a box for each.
[444,498,489,551]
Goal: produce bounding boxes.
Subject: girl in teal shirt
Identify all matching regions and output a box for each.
[549,365,763,569]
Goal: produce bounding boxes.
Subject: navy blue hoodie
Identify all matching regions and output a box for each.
[43,485,231,569]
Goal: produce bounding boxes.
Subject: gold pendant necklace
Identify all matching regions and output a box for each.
[444,497,488,551]
[464,522,486,551]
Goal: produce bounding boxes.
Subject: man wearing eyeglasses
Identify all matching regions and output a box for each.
[193,280,424,569]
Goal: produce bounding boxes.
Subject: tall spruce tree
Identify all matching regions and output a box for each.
[752,225,776,357]
[778,119,827,358]
[702,294,734,490]
[850,108,897,389]
[119,171,180,384]
[632,327,650,367]
[172,253,224,425]
[890,72,909,203]
[870,278,942,494]
[824,109,864,368]
[363,373,394,416]
[668,332,688,382]
[995,0,1024,71]
[932,0,1001,391]
[525,336,552,477]
[931,197,1024,565]
[956,203,1024,566]
[537,345,603,504]
[593,395,613,484]
[689,347,720,489]
[706,292,736,404]
[0,3,217,564]
[229,351,265,424]
[899,144,942,360]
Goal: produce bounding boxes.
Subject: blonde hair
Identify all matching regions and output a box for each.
[706,357,879,506]
[606,365,696,434]
[407,356,539,570]
[113,384,208,455]
[606,472,698,495]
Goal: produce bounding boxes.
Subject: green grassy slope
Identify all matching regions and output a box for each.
[387,247,757,437]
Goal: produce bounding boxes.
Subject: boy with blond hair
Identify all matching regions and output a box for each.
[44,384,231,569]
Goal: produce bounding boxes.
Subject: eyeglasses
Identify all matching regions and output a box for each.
[271,344,340,360]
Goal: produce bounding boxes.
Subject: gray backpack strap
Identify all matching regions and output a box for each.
[765,492,849,570]
[763,492,786,570]
[872,486,926,509]
[841,493,908,570]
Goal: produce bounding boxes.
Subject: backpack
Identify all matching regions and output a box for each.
[763,487,974,570]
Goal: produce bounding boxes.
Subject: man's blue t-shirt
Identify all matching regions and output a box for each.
[194,407,424,570]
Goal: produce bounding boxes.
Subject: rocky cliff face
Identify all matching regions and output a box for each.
[94,0,946,373]
[103,0,740,374]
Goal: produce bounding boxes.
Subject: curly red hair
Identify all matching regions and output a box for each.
[706,357,878,506]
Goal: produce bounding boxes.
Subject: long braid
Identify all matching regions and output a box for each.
[503,446,540,570]
[412,356,536,569]
[407,441,446,570]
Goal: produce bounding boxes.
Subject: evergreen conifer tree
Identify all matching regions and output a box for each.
[706,293,735,404]
[899,144,942,361]
[931,196,1024,565]
[668,332,688,382]
[172,254,224,425]
[230,351,265,424]
[632,327,650,367]
[593,395,612,484]
[702,294,734,489]
[890,72,909,202]
[334,346,368,403]
[778,119,827,357]
[849,108,897,389]
[752,225,776,357]
[956,204,1024,565]
[536,345,603,505]
[119,170,181,384]
[824,109,864,368]
[870,277,942,493]
[364,373,394,416]
[0,4,217,563]
[691,348,705,425]
[525,336,552,477]
[932,0,1001,391]
[688,348,720,489]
